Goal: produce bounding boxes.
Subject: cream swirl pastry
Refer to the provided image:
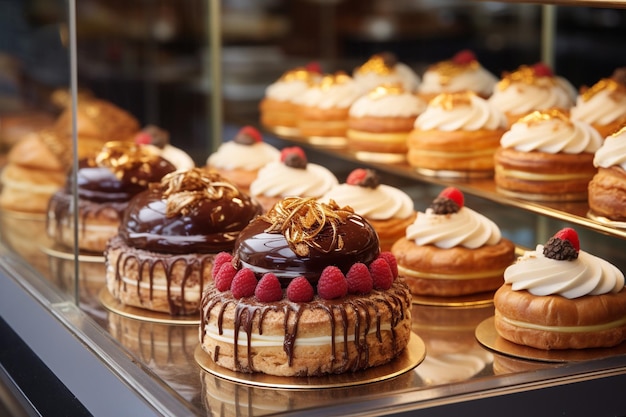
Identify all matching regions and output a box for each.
[353,52,420,94]
[207,127,280,171]
[134,125,195,170]
[349,84,426,118]
[594,126,626,169]
[294,72,362,109]
[500,109,602,154]
[406,205,501,249]
[414,91,506,131]
[418,50,498,99]
[249,146,338,211]
[264,66,321,102]
[488,63,576,123]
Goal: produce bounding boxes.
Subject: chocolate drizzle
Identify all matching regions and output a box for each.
[200,281,411,374]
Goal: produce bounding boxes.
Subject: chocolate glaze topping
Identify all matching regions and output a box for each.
[120,169,262,254]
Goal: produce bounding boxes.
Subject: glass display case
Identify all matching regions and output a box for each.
[1,1,626,416]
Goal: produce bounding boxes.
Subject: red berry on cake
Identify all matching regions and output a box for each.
[286,276,315,302]
[532,62,553,77]
[134,131,152,145]
[230,268,258,298]
[346,168,380,189]
[439,186,464,208]
[543,227,580,261]
[255,273,283,302]
[280,146,307,169]
[346,263,374,294]
[452,49,476,65]
[234,125,263,145]
[215,262,237,291]
[378,252,398,278]
[317,266,348,299]
[305,61,322,74]
[212,252,233,279]
[369,258,394,290]
[430,186,464,214]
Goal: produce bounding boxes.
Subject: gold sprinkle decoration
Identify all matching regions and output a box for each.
[262,197,353,257]
[281,67,318,84]
[431,59,478,86]
[518,108,571,126]
[317,72,351,90]
[94,141,161,184]
[355,54,393,76]
[497,65,555,91]
[158,168,239,217]
[580,79,626,102]
[367,83,404,100]
[609,124,626,138]
[430,91,474,110]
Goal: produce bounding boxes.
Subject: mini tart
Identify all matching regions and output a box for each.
[392,237,516,297]
[494,147,596,201]
[494,284,626,350]
[407,129,504,175]
[105,169,262,315]
[588,166,626,222]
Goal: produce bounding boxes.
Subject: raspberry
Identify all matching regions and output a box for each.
[255,273,284,302]
[230,268,258,298]
[378,252,398,278]
[280,147,307,169]
[345,263,373,294]
[452,49,476,65]
[369,258,393,290]
[134,131,152,145]
[234,126,262,145]
[532,62,553,77]
[214,262,237,292]
[438,187,464,208]
[346,168,379,189]
[553,227,580,252]
[286,276,315,302]
[543,228,580,261]
[317,266,348,300]
[305,61,322,74]
[212,252,233,279]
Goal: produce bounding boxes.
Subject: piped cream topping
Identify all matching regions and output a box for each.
[500,109,603,154]
[594,126,626,169]
[571,79,626,125]
[319,183,414,220]
[353,57,420,94]
[207,141,280,170]
[349,85,426,118]
[504,245,624,299]
[294,73,362,109]
[405,206,502,249]
[250,161,338,198]
[265,68,321,102]
[414,92,506,131]
[419,62,497,97]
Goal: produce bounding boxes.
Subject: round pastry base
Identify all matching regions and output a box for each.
[495,187,587,202]
[195,332,425,389]
[587,211,626,229]
[415,168,493,180]
[0,208,46,221]
[40,243,105,263]
[354,151,406,164]
[264,125,300,139]
[99,287,199,325]
[475,316,626,363]
[304,135,347,148]
[411,291,494,307]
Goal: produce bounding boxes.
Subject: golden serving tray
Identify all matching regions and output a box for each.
[195,332,425,389]
[476,316,626,363]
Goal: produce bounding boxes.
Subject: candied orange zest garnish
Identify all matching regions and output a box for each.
[262,197,352,256]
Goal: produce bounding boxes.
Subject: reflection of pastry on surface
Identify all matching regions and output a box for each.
[205,126,280,192]
[417,50,498,102]
[412,304,493,384]
[0,111,55,149]
[570,68,626,138]
[319,168,416,252]
[347,84,426,163]
[294,72,362,139]
[259,64,322,130]
[46,141,178,253]
[588,125,626,222]
[200,197,412,377]
[249,146,338,212]
[492,353,559,375]
[105,169,262,316]
[494,109,602,202]
[407,91,507,177]
[0,211,51,276]
[488,62,577,126]
[352,52,421,94]
[494,227,626,350]
[392,187,515,297]
[107,313,197,367]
